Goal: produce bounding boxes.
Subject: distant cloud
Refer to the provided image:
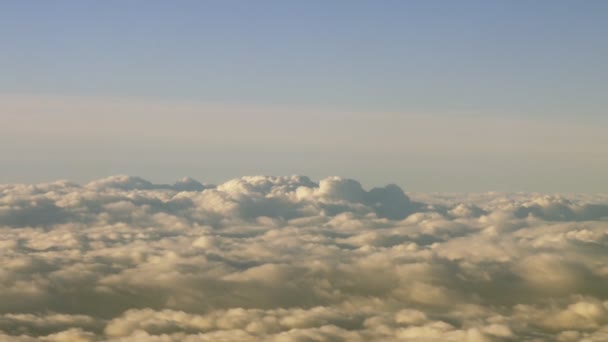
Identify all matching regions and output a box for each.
[0,176,607,340]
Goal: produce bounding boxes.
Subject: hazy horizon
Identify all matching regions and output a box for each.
[2,1,608,192]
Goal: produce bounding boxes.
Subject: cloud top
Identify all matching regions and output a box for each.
[1,175,607,341]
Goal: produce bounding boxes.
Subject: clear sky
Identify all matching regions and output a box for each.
[1,0,607,192]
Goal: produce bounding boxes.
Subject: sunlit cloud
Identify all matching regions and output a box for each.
[1,175,607,340]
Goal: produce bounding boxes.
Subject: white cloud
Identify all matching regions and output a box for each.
[0,175,607,340]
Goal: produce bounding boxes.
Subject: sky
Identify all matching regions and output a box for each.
[1,0,607,192]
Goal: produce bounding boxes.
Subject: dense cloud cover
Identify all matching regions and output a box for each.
[1,175,608,341]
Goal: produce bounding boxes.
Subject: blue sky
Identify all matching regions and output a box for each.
[1,1,607,191]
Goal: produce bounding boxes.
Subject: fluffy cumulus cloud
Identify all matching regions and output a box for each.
[1,175,608,341]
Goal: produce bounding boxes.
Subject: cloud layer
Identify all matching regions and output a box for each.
[1,175,607,341]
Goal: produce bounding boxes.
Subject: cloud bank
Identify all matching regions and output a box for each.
[1,175,607,341]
